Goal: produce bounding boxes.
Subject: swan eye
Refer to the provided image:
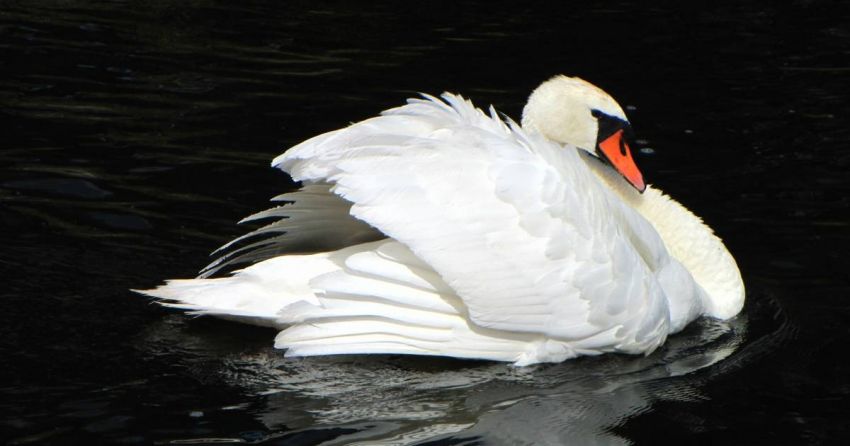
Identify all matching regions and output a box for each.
[590,109,602,119]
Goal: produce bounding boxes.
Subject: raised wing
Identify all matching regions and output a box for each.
[276,94,670,354]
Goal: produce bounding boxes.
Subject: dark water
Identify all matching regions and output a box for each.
[2,1,849,444]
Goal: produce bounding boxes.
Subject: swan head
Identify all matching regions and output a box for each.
[521,75,646,192]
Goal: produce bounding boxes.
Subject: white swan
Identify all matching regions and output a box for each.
[139,75,744,366]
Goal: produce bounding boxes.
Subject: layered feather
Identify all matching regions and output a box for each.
[274,94,674,358]
[139,91,742,365]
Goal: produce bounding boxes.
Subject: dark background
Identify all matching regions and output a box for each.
[2,1,849,444]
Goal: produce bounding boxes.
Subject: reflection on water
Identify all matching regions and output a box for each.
[136,299,787,445]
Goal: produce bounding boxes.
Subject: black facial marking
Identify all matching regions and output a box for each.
[592,110,629,145]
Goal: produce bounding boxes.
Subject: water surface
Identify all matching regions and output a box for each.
[2,1,849,444]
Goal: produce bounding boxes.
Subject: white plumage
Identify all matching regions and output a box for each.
[138,76,744,365]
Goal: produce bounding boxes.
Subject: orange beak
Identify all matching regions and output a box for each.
[597,129,646,193]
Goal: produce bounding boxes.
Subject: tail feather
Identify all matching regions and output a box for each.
[270,241,542,363]
[139,239,565,364]
[134,246,360,328]
[135,277,285,328]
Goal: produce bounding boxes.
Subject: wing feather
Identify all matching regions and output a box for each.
[274,94,671,353]
[201,182,383,277]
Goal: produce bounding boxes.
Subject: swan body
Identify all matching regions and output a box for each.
[139,76,744,365]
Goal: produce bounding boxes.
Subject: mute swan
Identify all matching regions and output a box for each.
[139,76,744,366]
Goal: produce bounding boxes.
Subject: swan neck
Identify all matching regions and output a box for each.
[581,154,745,320]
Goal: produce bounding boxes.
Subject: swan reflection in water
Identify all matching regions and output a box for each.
[140,307,775,445]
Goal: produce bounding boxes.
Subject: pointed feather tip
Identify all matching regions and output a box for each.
[130,286,167,300]
[130,281,194,303]
[132,277,221,300]
[131,285,202,311]
[271,152,289,170]
[416,92,440,103]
